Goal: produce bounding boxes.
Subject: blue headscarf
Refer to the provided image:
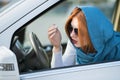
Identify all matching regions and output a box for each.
[75,6,120,64]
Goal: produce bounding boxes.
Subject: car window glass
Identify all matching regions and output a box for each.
[11,0,117,73]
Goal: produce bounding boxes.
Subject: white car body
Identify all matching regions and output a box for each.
[0,0,120,80]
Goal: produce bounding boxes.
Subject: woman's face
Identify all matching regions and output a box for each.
[70,17,81,47]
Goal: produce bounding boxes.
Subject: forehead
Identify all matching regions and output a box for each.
[71,17,79,28]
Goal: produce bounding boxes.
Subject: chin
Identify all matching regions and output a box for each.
[74,44,80,48]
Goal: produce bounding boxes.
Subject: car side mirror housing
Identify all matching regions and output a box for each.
[0,46,20,80]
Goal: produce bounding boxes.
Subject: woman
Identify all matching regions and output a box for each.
[48,6,120,68]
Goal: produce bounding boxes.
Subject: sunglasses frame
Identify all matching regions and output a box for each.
[68,25,78,35]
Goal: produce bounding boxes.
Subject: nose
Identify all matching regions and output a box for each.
[70,30,76,38]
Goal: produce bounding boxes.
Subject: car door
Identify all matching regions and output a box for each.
[20,61,120,80]
[8,0,120,80]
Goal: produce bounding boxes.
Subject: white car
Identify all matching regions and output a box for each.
[0,0,120,80]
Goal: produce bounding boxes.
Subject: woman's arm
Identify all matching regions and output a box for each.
[48,25,76,68]
[51,40,76,68]
[51,46,63,68]
[63,40,76,66]
[48,24,63,68]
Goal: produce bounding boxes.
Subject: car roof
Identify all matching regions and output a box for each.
[0,0,60,33]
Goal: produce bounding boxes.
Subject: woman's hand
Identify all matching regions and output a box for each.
[48,24,62,52]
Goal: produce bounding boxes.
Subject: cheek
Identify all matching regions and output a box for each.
[77,40,81,47]
[75,38,81,47]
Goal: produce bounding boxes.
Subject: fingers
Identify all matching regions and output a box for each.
[49,32,56,39]
[48,28,56,38]
[48,24,62,48]
[48,24,58,39]
[48,24,57,32]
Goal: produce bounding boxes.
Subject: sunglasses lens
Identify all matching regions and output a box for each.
[69,26,72,32]
[74,28,78,35]
[69,26,78,35]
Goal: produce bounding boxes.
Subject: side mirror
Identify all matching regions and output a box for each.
[0,46,20,80]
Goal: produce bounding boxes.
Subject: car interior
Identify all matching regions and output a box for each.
[11,30,50,73]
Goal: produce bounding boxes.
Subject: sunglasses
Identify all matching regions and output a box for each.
[69,25,78,35]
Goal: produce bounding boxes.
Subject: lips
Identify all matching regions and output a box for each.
[71,39,77,44]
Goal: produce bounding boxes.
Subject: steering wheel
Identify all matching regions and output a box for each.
[29,32,50,69]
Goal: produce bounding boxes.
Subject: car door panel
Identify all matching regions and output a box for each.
[20,61,120,80]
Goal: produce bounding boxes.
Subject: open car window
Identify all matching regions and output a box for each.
[10,0,118,74]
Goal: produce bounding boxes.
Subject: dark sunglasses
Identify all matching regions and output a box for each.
[69,25,78,35]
